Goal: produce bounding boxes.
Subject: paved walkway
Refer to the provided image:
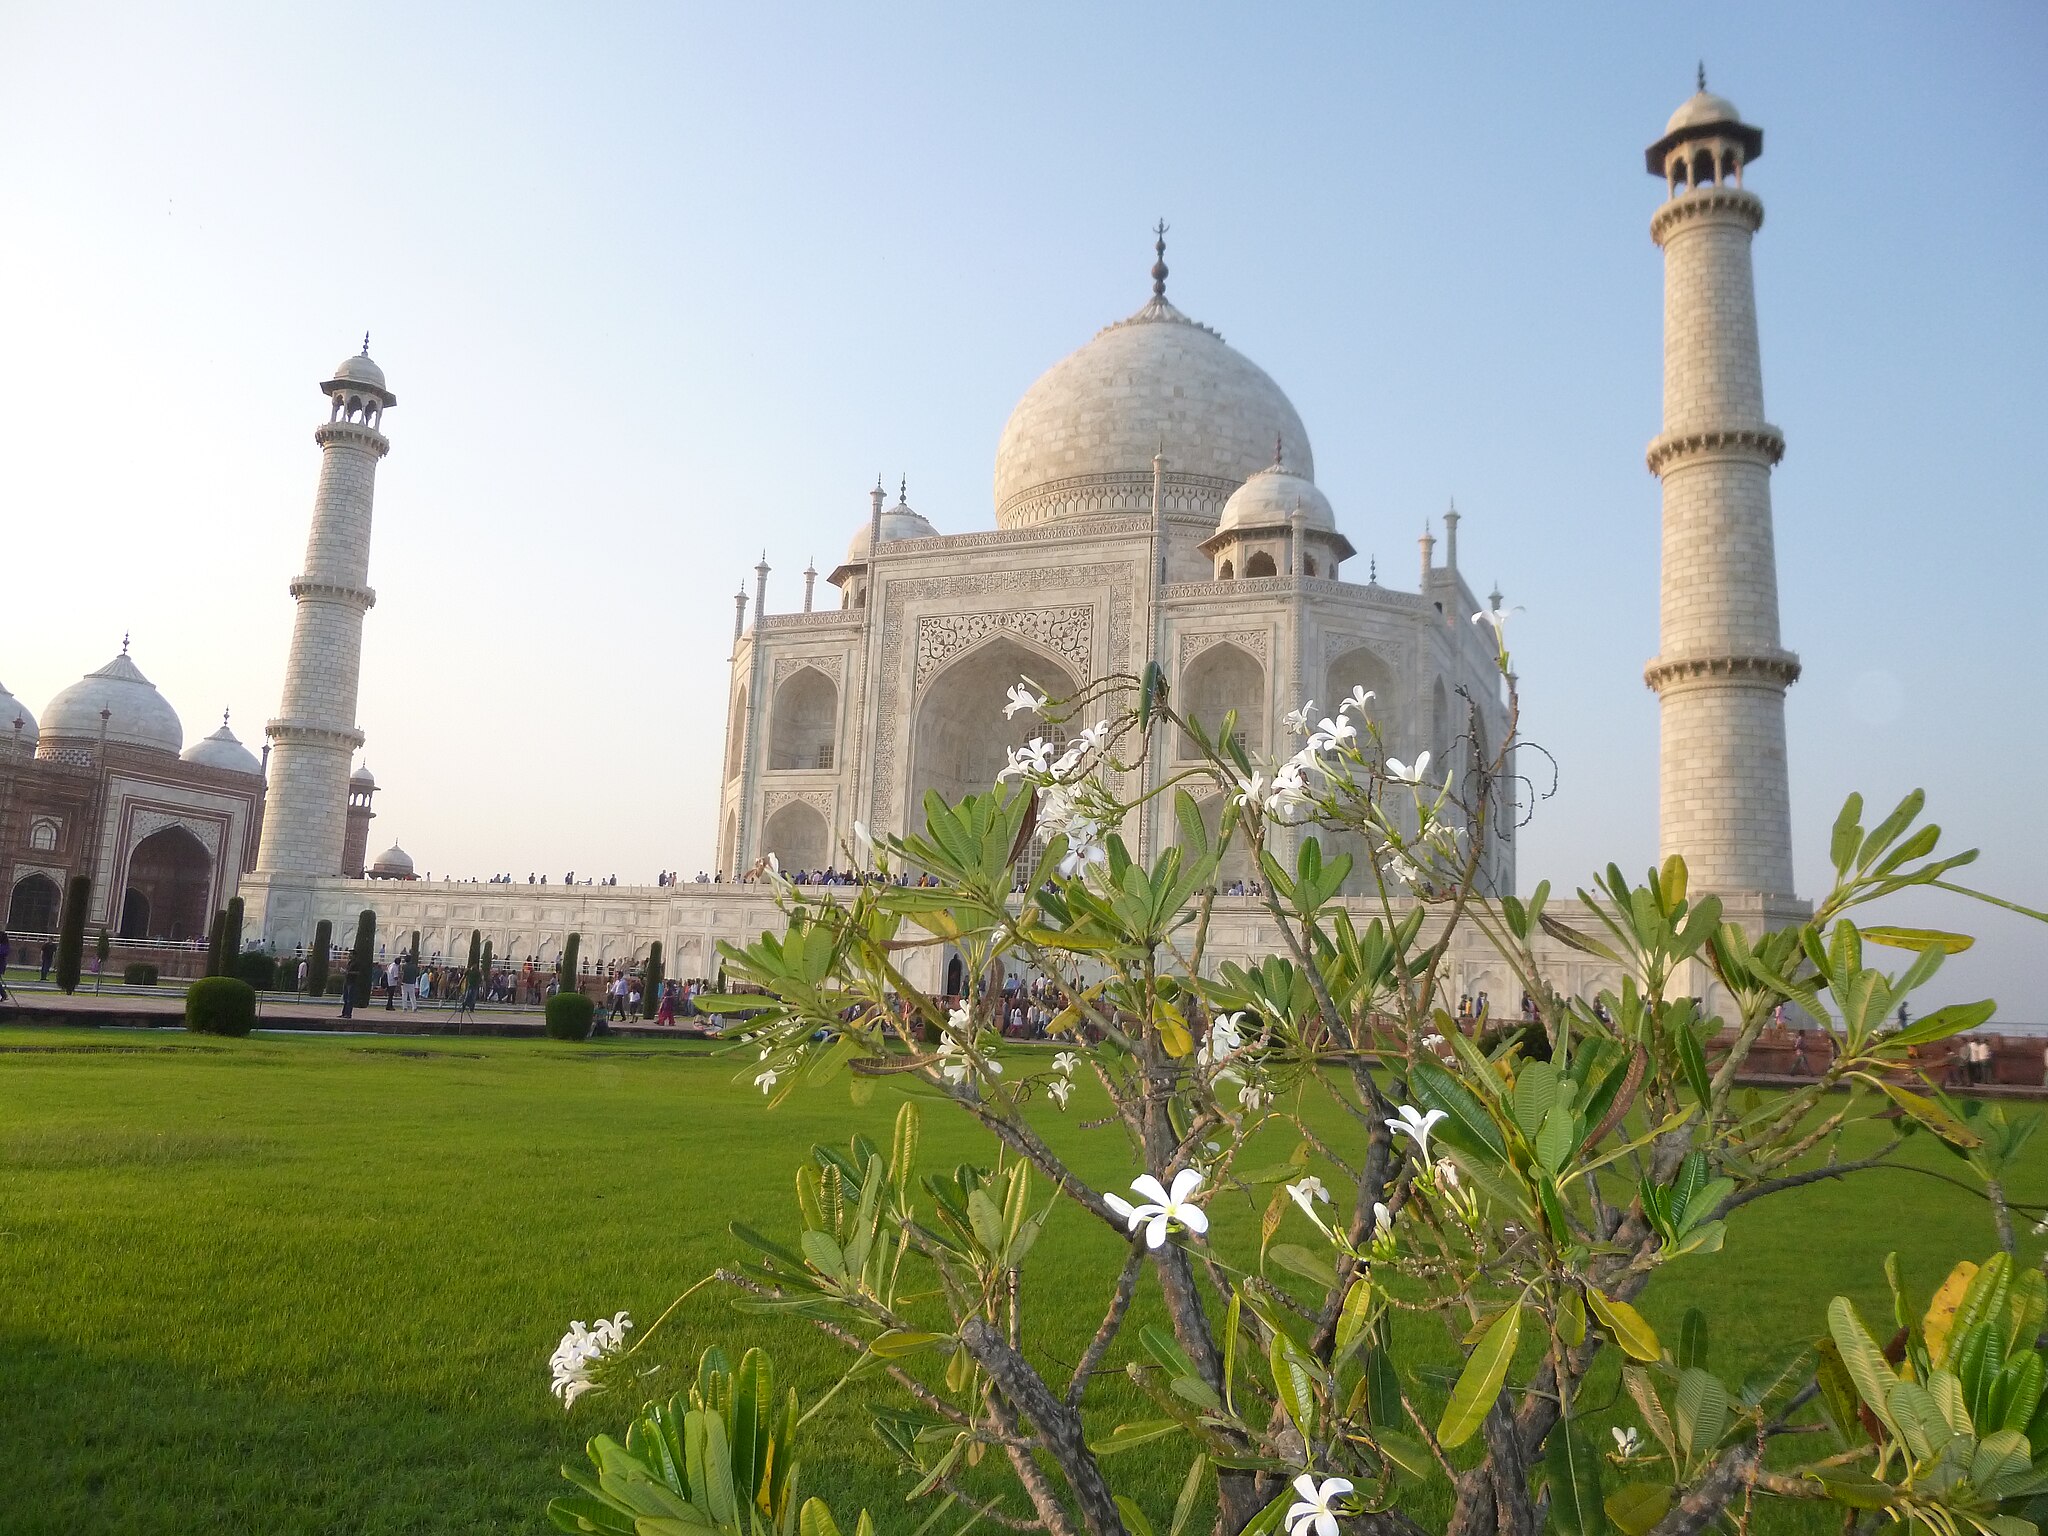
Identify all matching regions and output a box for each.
[0,982,719,1040]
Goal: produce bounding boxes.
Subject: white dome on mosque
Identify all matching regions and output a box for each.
[181,712,262,776]
[324,337,394,402]
[1216,453,1336,535]
[1665,89,1745,135]
[0,680,37,745]
[369,841,414,878]
[40,645,183,753]
[843,483,940,563]
[993,231,1311,530]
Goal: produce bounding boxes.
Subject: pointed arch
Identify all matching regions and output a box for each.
[724,687,748,781]
[1178,641,1266,761]
[769,667,838,771]
[762,801,830,873]
[908,634,1082,825]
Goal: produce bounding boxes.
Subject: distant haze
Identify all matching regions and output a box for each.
[2,3,2041,1014]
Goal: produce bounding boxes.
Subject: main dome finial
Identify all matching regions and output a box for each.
[1151,219,1169,299]
[1697,60,1707,92]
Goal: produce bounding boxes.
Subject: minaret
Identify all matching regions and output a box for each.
[256,339,394,878]
[1643,76,1800,910]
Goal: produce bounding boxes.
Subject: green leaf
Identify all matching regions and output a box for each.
[869,1331,947,1359]
[1438,1303,1522,1448]
[1869,1077,1982,1149]
[1672,1368,1727,1464]
[1586,1289,1662,1363]
[1886,1000,1996,1050]
[1268,1243,1339,1290]
[1410,1057,1510,1163]
[800,1230,847,1280]
[1169,1454,1208,1536]
[1803,1468,1895,1509]
[1269,1335,1317,1437]
[1861,926,1974,954]
[1089,1420,1182,1457]
[1114,1497,1159,1536]
[799,1498,845,1536]
[1603,1484,1673,1536]
[1546,1421,1608,1536]
[1677,1309,1709,1372]
[1372,1429,1436,1481]
[1669,1021,1712,1105]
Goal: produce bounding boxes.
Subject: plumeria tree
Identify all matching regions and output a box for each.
[548,611,2047,1536]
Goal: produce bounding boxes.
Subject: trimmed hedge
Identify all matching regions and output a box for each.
[185,976,257,1036]
[545,992,596,1041]
[234,952,279,991]
[122,963,160,986]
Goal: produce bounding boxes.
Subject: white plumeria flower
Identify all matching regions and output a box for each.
[754,1067,779,1093]
[997,737,1057,782]
[1239,1081,1273,1112]
[1046,1077,1073,1109]
[1073,720,1111,753]
[1052,1051,1080,1075]
[1282,701,1316,735]
[1285,1475,1354,1536]
[1285,1175,1331,1211]
[1388,852,1423,888]
[1435,1158,1460,1189]
[1102,1168,1210,1249]
[1339,686,1375,717]
[1315,715,1356,749]
[1059,839,1109,880]
[1612,1426,1642,1458]
[548,1311,632,1409]
[1266,762,1312,813]
[1472,604,1523,640]
[1386,752,1432,785]
[947,1000,973,1032]
[935,1035,1003,1085]
[1233,772,1268,811]
[1387,1104,1449,1163]
[1372,1200,1394,1236]
[1003,683,1046,718]
[1198,1011,1247,1069]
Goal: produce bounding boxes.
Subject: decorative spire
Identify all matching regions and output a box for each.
[1274,433,1285,468]
[1697,60,1707,92]
[121,631,130,654]
[362,332,371,356]
[1369,557,1378,584]
[222,707,231,727]
[1151,219,1169,299]
[898,475,908,505]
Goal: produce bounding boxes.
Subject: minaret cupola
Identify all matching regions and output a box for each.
[1646,66,1764,195]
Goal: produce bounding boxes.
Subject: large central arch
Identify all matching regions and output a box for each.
[1178,641,1266,761]
[123,825,212,941]
[769,667,838,771]
[762,800,831,873]
[908,636,1082,829]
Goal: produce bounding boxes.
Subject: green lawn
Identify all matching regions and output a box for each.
[0,1026,2031,1535]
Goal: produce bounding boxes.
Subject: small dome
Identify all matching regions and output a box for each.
[0,681,37,746]
[181,714,262,776]
[369,842,414,877]
[843,497,940,564]
[350,763,376,787]
[330,352,387,391]
[994,291,1311,530]
[1217,460,1336,535]
[1665,90,1745,135]
[40,649,183,753]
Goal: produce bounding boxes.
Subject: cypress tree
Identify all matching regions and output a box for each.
[347,909,377,1005]
[94,928,111,993]
[410,930,420,962]
[466,929,482,990]
[54,875,90,994]
[480,940,494,989]
[559,933,581,994]
[223,897,245,972]
[306,919,333,996]
[641,940,664,1018]
[205,909,228,977]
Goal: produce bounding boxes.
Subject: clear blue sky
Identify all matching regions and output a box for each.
[3,3,2042,1013]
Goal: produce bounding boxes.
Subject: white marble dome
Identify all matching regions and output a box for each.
[1665,90,1745,134]
[0,681,37,745]
[370,842,414,878]
[328,350,388,393]
[1217,460,1336,534]
[844,496,940,563]
[351,763,376,788]
[40,650,183,753]
[993,293,1311,530]
[182,714,262,776]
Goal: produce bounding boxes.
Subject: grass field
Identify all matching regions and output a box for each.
[1,1026,2036,1535]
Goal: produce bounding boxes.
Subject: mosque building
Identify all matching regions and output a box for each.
[223,79,1794,1007]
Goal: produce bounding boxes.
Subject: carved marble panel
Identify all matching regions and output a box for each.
[128,808,223,858]
[773,653,844,686]
[914,607,1094,693]
[1176,628,1270,670]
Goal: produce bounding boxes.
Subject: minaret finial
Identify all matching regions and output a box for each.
[122,631,130,654]
[1697,61,1706,92]
[1274,433,1284,468]
[362,332,371,356]
[1369,556,1378,583]
[899,474,907,504]
[1151,219,1169,299]
[222,707,231,727]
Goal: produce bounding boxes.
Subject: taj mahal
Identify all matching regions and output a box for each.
[5,82,1799,1007]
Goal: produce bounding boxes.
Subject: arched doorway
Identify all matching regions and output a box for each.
[1178,642,1266,761]
[908,637,1082,824]
[123,826,212,941]
[7,874,60,934]
[769,669,838,770]
[762,800,830,873]
[724,687,748,781]
[120,888,150,939]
